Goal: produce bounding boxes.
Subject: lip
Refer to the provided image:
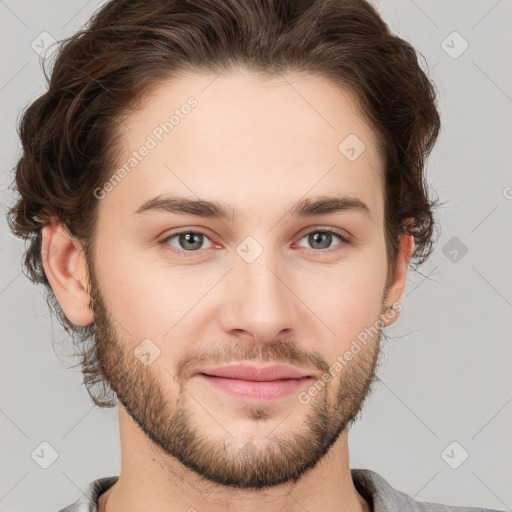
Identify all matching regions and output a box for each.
[196,364,311,381]
[194,364,312,402]
[197,374,312,401]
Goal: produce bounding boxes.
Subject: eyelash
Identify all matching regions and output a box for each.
[158,228,352,257]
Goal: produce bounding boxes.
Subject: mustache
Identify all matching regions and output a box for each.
[174,338,329,381]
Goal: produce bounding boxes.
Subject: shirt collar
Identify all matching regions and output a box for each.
[57,468,432,512]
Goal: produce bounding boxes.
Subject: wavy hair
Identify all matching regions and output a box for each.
[7,0,441,407]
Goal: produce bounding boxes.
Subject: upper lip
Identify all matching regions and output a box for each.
[197,364,311,381]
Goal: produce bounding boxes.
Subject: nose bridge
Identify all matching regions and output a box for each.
[222,238,295,340]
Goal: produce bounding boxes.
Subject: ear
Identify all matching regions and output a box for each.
[41,218,94,326]
[381,230,415,327]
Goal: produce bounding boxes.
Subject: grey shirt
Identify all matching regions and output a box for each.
[57,468,505,512]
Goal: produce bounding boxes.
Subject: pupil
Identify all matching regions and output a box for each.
[181,233,202,250]
[310,232,330,249]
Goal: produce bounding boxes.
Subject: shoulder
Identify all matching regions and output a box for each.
[56,476,119,512]
[351,468,505,512]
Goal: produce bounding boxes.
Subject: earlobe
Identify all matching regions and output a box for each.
[41,219,94,326]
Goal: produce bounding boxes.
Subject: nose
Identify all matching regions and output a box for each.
[219,252,297,345]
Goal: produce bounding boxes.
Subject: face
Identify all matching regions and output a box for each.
[77,70,402,489]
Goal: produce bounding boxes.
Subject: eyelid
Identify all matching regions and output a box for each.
[292,227,352,253]
[295,225,353,243]
[158,228,218,255]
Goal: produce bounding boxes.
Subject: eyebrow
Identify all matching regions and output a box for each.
[133,194,372,222]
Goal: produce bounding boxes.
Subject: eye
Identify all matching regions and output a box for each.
[295,228,350,251]
[159,227,351,257]
[160,230,214,254]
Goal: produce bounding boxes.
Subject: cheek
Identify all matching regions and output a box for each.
[92,238,191,339]
[303,247,388,350]
[94,227,388,346]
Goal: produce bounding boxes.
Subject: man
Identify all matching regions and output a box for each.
[6,0,504,511]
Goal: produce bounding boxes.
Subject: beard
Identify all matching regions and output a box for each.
[83,246,383,491]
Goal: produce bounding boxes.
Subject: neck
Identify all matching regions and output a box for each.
[99,408,370,512]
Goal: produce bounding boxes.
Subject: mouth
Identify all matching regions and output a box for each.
[195,364,313,401]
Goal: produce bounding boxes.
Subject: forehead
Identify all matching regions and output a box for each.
[101,70,385,225]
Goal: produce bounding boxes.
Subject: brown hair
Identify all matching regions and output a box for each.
[7,0,441,407]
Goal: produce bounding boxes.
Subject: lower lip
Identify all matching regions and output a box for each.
[197,374,312,401]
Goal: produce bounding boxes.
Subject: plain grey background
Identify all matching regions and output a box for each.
[1,1,511,511]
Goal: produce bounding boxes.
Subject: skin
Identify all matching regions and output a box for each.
[42,69,413,512]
